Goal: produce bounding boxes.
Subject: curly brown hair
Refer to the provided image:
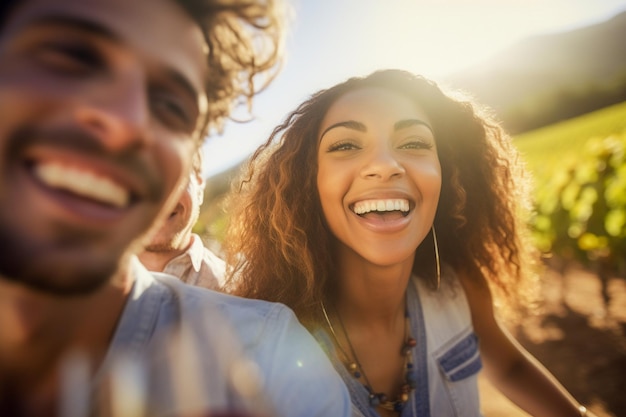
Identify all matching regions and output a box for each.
[176,0,285,136]
[223,69,539,327]
[0,0,285,138]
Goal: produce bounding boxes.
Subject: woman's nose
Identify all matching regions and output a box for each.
[360,146,405,181]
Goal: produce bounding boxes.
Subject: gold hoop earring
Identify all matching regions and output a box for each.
[432,226,441,290]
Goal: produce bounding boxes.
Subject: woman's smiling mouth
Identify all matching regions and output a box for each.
[352,198,410,216]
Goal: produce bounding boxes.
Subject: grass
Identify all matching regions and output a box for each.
[514,101,626,175]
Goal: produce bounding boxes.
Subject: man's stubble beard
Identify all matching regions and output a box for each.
[0,124,164,296]
[143,230,188,253]
[0,221,126,296]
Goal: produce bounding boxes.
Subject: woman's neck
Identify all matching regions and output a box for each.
[323,261,415,417]
[332,258,413,329]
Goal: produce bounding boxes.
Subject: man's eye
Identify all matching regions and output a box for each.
[151,92,196,133]
[35,41,102,75]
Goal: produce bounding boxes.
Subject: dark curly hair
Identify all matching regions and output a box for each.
[223,69,539,326]
[0,0,285,137]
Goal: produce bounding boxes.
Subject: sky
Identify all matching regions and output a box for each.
[202,0,626,177]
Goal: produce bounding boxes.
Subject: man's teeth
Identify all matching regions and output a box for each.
[353,199,409,215]
[33,162,130,208]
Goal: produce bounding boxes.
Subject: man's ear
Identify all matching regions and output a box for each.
[195,172,206,205]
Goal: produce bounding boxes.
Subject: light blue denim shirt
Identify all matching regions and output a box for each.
[97,257,352,417]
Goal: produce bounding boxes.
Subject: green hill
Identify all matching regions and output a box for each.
[515,101,626,177]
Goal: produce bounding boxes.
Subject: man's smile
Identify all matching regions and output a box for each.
[33,161,130,208]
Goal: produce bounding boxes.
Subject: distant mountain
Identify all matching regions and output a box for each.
[444,10,626,131]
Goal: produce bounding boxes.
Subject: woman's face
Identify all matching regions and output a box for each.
[316,87,441,268]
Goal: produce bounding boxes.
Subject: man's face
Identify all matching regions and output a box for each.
[0,0,209,294]
[144,170,205,253]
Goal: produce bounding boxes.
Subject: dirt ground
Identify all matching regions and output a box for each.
[478,264,626,417]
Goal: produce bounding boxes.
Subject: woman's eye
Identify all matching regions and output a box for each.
[399,139,434,150]
[327,141,359,152]
[35,41,102,75]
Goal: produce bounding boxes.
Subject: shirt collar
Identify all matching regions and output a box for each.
[164,233,204,273]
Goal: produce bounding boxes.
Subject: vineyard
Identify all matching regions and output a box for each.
[517,102,626,281]
[484,102,626,417]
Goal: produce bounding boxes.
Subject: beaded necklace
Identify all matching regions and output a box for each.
[321,301,417,413]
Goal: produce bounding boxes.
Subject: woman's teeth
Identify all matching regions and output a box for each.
[353,199,409,215]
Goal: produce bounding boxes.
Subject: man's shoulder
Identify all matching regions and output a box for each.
[153,270,286,314]
[148,269,296,341]
[128,262,353,417]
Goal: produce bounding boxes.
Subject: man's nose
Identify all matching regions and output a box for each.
[74,71,150,151]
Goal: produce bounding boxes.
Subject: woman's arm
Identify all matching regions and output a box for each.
[457,270,595,417]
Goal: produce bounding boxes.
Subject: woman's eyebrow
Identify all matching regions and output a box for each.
[394,118,433,134]
[319,120,366,140]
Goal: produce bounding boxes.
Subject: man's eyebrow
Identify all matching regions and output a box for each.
[26,15,203,111]
[25,15,122,43]
[394,119,434,134]
[320,120,366,140]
